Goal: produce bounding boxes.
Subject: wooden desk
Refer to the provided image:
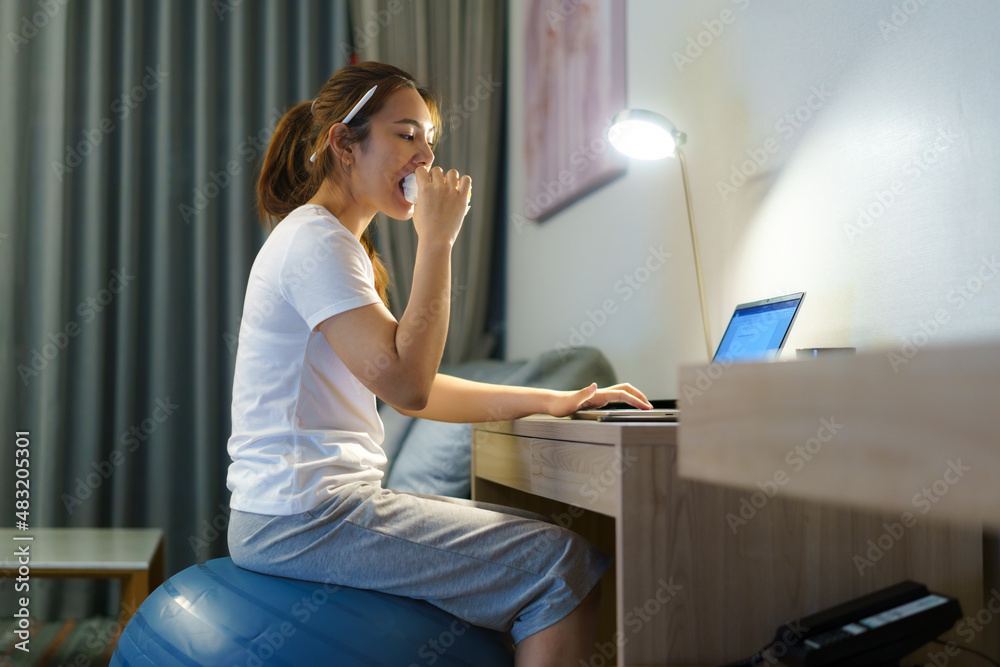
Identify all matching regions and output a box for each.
[676,341,1000,663]
[0,527,164,624]
[676,341,1000,526]
[472,416,987,666]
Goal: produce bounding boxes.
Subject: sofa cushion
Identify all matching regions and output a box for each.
[439,357,528,384]
[385,346,616,498]
[377,404,416,475]
[503,346,617,389]
[385,420,474,497]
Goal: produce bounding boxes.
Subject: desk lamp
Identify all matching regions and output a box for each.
[607,109,712,360]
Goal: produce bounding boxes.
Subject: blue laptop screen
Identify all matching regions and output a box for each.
[713,297,802,363]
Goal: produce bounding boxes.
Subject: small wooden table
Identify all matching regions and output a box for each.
[0,527,164,624]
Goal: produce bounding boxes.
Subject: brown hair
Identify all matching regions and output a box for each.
[257,62,442,308]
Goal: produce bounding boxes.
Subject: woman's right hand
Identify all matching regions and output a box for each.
[411,166,472,246]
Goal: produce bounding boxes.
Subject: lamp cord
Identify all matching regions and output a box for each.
[718,640,774,667]
[719,637,999,667]
[930,638,1000,666]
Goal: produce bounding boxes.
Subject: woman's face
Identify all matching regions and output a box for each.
[350,87,435,220]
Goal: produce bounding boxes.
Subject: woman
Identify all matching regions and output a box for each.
[227,62,651,666]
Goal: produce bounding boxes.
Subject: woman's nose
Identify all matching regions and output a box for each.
[416,136,434,167]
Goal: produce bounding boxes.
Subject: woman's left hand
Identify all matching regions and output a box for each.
[545,383,653,418]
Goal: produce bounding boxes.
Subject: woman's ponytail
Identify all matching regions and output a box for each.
[256,101,319,227]
[359,232,391,309]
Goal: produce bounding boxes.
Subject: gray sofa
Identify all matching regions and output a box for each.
[378,346,617,499]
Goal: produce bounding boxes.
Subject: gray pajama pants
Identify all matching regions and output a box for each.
[228,481,611,644]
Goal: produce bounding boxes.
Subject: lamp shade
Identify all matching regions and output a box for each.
[607,109,686,161]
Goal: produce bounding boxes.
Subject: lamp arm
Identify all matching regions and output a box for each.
[676,148,713,361]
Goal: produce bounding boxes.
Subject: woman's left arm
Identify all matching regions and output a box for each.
[389,373,652,423]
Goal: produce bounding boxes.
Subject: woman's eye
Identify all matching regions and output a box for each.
[400,134,414,141]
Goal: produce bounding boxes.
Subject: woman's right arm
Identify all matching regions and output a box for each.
[316,166,471,411]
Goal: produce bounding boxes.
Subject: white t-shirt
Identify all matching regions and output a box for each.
[227,204,387,515]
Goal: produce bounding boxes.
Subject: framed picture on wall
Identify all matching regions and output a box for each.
[521,0,627,223]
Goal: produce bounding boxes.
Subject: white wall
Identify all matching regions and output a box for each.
[506,0,1000,399]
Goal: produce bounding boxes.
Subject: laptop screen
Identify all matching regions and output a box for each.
[712,293,804,363]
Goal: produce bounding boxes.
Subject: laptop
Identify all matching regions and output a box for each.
[572,292,805,422]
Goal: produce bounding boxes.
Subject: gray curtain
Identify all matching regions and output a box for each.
[352,0,507,363]
[0,0,350,620]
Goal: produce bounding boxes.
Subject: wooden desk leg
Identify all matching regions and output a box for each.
[148,535,165,591]
[117,534,163,626]
[120,570,148,625]
[615,443,674,666]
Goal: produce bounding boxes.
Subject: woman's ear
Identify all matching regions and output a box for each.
[329,124,355,166]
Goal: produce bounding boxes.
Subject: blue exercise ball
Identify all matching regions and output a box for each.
[110,557,514,667]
